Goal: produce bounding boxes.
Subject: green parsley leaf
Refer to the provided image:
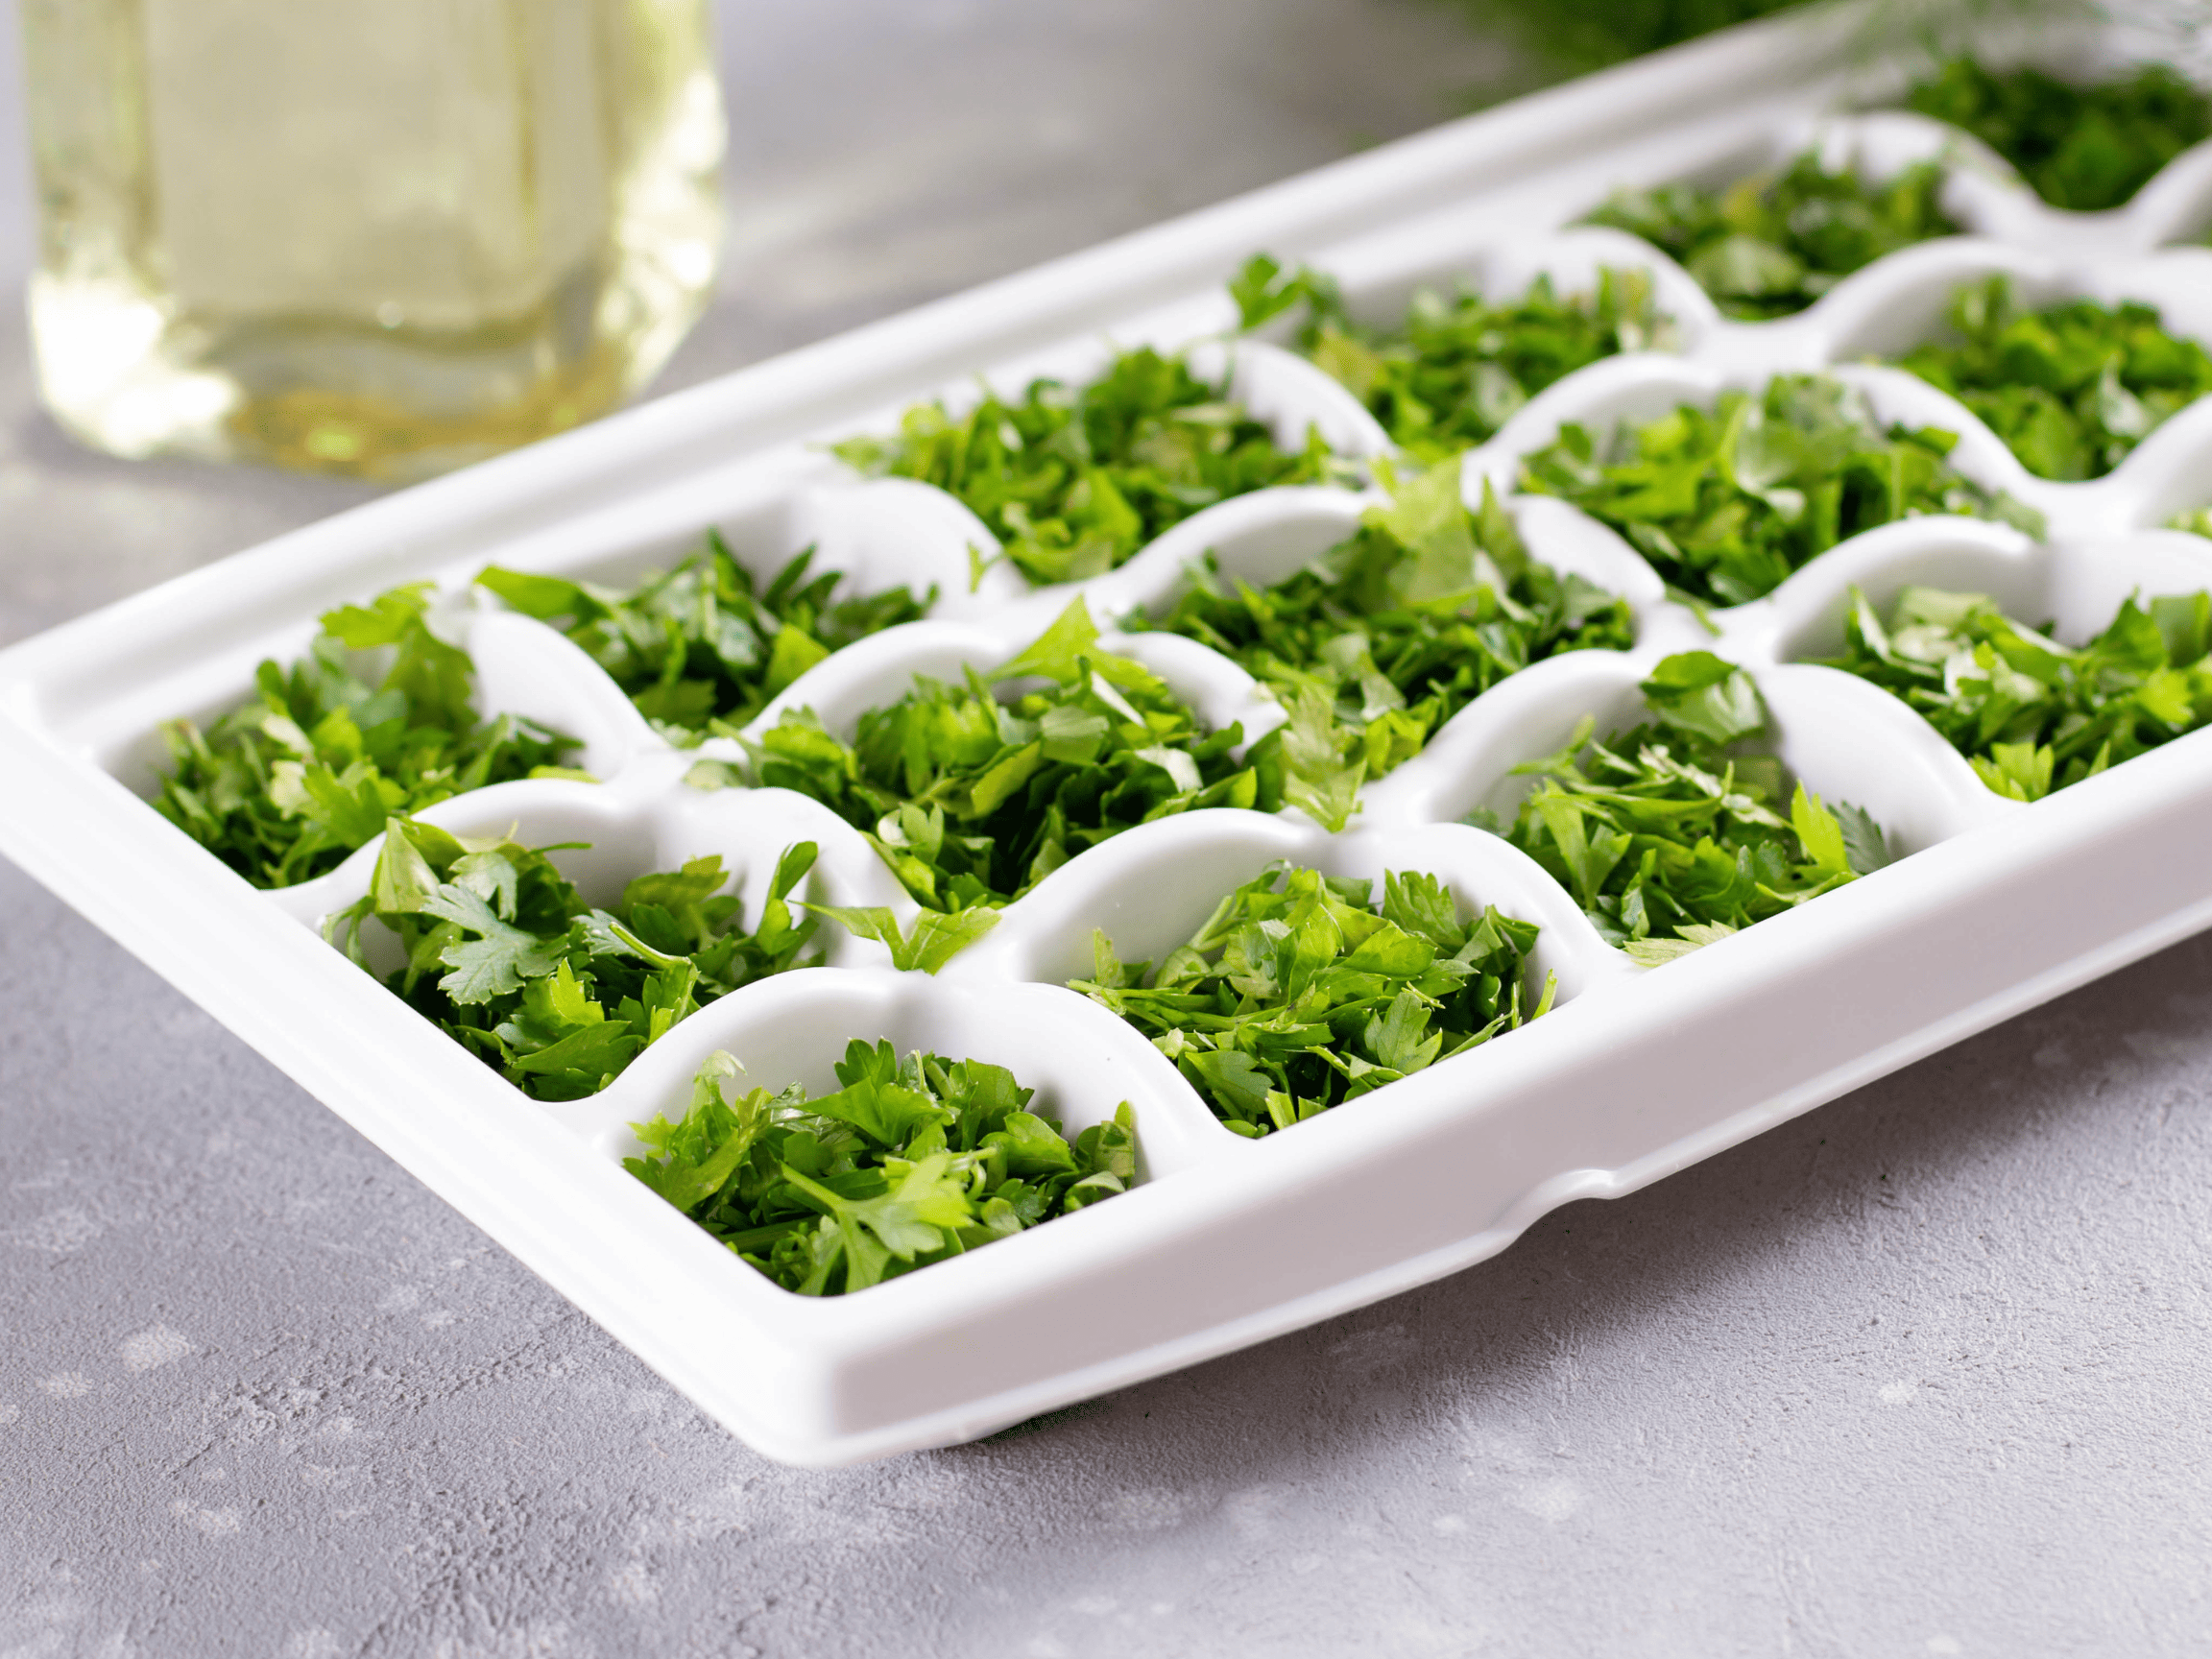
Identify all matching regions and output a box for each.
[1639,649,1766,745]
[1821,583,2212,801]
[801,903,1000,974]
[1071,860,1549,1137]
[1891,276,2212,482]
[153,584,579,888]
[1580,153,1958,321]
[1903,57,2212,212]
[1517,373,2044,608]
[324,825,824,1100]
[1492,652,1886,956]
[624,1044,1138,1295]
[1228,252,1342,332]
[746,600,1275,907]
[830,346,1358,587]
[477,538,932,747]
[1248,257,1675,462]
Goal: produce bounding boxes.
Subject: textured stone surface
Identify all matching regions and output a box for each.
[5,5,2212,1657]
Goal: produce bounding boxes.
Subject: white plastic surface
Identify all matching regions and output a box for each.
[3,13,2212,1467]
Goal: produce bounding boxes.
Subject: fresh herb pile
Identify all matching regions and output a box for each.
[1431,0,1805,82]
[1579,153,1958,321]
[1518,373,2040,608]
[747,600,1282,908]
[1903,57,2212,213]
[1071,861,1551,1138]
[1134,460,1634,782]
[1486,651,1890,963]
[325,819,821,1099]
[1821,585,2212,801]
[1232,254,1673,461]
[830,346,1353,588]
[1890,276,2212,481]
[477,541,933,745]
[154,585,581,889]
[626,1044,1135,1295]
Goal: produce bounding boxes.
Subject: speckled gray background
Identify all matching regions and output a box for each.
[5,6,2211,1657]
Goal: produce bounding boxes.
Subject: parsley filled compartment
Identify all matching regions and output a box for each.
[1093,455,1658,824]
[1380,642,1971,964]
[820,333,1385,594]
[460,457,993,729]
[732,599,1291,913]
[131,588,652,894]
[1230,230,1718,457]
[290,760,917,1094]
[1568,90,2205,332]
[1769,523,2212,805]
[1573,111,1977,326]
[1468,358,2046,612]
[944,808,1614,1138]
[565,968,1225,1295]
[1805,252,2212,519]
[1896,57,2212,246]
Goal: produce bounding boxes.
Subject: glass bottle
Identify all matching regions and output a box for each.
[19,0,725,482]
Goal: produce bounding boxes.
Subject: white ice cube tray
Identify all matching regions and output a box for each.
[6,11,2212,1467]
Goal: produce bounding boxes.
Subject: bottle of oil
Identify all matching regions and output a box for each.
[19,0,725,482]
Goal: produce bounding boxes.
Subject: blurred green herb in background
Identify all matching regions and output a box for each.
[1431,0,1815,84]
[1428,0,2096,88]
[1903,56,2212,210]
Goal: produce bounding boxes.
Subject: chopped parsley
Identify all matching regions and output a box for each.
[1485,651,1891,964]
[476,541,934,745]
[830,346,1354,587]
[325,819,820,1100]
[744,600,1281,909]
[1132,459,1635,781]
[1233,253,1675,461]
[1820,584,2212,801]
[1579,153,1958,321]
[1071,860,1551,1138]
[1902,57,2212,213]
[1517,373,2043,608]
[2175,508,2212,540]
[626,1044,1136,1295]
[153,584,581,890]
[1890,276,2212,481]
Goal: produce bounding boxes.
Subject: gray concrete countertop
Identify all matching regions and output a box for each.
[4,6,2210,1655]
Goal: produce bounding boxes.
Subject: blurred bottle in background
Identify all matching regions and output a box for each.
[20,0,725,481]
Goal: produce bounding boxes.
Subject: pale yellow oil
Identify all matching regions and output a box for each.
[20,0,725,481]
